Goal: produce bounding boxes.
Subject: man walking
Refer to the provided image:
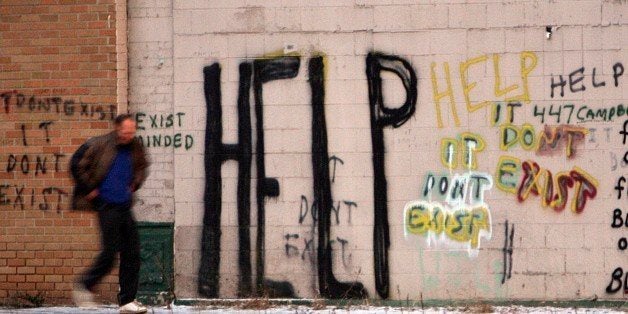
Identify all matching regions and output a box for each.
[70,113,149,313]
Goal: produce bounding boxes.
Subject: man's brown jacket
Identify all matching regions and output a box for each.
[70,132,149,211]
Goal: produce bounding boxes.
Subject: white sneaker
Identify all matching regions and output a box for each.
[72,284,98,309]
[119,300,148,313]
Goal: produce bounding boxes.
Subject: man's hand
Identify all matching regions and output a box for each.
[86,189,99,201]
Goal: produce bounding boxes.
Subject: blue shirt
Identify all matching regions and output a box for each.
[99,145,133,205]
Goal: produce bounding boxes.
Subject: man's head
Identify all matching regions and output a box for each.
[114,114,136,145]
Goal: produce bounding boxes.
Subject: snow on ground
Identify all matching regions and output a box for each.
[0,304,626,314]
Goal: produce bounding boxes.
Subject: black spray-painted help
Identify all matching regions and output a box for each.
[366,52,417,299]
[200,53,417,300]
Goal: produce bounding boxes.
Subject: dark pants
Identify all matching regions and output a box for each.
[82,202,140,306]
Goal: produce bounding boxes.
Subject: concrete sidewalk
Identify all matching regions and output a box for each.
[0,304,626,313]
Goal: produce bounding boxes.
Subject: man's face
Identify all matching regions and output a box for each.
[116,119,137,144]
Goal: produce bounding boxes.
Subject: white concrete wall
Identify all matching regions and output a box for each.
[128,0,628,301]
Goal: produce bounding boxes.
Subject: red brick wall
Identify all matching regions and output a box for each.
[0,0,124,305]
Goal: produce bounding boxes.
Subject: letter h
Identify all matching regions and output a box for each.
[199,63,253,297]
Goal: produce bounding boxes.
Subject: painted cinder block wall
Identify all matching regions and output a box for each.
[127,0,627,301]
[0,0,127,305]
